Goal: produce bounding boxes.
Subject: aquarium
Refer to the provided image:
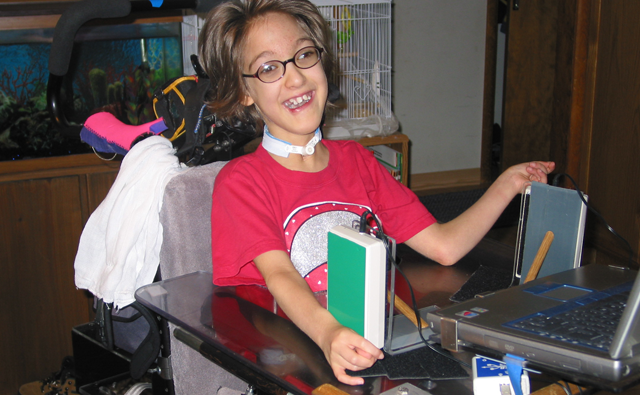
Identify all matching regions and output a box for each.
[0,22,183,161]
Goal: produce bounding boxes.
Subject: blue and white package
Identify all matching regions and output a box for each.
[472,356,530,395]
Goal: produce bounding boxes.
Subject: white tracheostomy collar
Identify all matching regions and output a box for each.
[262,126,322,158]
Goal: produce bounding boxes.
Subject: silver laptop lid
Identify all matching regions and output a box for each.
[611,268,640,359]
[512,182,588,285]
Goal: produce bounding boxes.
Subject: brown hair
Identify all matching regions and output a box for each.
[198,0,336,126]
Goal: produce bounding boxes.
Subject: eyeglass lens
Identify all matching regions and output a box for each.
[256,47,321,83]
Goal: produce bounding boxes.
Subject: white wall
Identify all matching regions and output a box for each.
[392,0,487,175]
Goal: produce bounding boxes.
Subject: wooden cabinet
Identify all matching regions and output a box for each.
[578,0,640,268]
[0,154,120,395]
[498,0,639,268]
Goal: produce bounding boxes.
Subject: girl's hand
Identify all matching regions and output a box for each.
[501,161,555,196]
[320,324,384,385]
[524,161,555,183]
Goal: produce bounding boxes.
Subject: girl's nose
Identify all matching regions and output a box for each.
[283,64,306,87]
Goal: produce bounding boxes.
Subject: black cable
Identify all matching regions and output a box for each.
[530,376,591,395]
[554,381,572,395]
[557,379,587,395]
[523,365,592,394]
[552,173,635,267]
[359,209,378,233]
[390,252,471,369]
[357,210,472,370]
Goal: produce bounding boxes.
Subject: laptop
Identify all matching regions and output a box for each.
[427,263,640,388]
[511,182,588,285]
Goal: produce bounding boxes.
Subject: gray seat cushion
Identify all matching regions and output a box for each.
[159,161,248,395]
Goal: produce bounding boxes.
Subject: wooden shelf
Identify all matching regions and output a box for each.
[356,133,410,186]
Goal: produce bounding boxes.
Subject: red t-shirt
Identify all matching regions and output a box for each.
[211,139,436,292]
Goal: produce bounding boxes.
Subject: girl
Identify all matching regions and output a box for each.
[199,0,554,385]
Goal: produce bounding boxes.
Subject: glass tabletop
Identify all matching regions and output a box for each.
[134,240,506,395]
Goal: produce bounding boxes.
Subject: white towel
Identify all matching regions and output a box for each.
[74,136,187,308]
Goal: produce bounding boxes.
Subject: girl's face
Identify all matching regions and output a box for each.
[241,12,328,144]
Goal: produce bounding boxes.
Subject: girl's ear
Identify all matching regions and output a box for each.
[241,92,255,107]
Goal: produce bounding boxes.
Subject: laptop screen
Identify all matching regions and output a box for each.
[513,182,588,284]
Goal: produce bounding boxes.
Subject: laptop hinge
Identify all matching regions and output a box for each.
[440,317,459,352]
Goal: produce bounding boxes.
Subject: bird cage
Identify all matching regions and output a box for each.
[312,0,393,124]
[182,0,394,136]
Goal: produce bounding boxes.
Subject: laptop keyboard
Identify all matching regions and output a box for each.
[506,288,631,351]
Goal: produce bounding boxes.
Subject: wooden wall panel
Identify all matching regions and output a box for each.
[501,0,558,171]
[550,0,591,180]
[0,176,92,394]
[85,171,120,218]
[0,153,119,395]
[582,0,640,268]
[499,0,591,182]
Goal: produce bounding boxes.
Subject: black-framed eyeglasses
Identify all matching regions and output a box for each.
[242,46,323,83]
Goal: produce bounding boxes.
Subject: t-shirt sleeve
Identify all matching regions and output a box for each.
[351,142,436,243]
[210,161,286,286]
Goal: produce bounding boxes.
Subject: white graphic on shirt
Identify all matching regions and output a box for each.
[282,202,372,291]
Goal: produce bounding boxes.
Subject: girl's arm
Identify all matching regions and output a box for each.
[405,161,554,265]
[254,250,384,385]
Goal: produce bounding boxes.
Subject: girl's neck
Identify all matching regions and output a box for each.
[261,127,329,172]
[274,143,329,172]
[262,126,322,158]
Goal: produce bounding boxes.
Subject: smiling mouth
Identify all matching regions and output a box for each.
[284,94,311,109]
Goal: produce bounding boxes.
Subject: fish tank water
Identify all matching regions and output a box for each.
[0,22,183,161]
